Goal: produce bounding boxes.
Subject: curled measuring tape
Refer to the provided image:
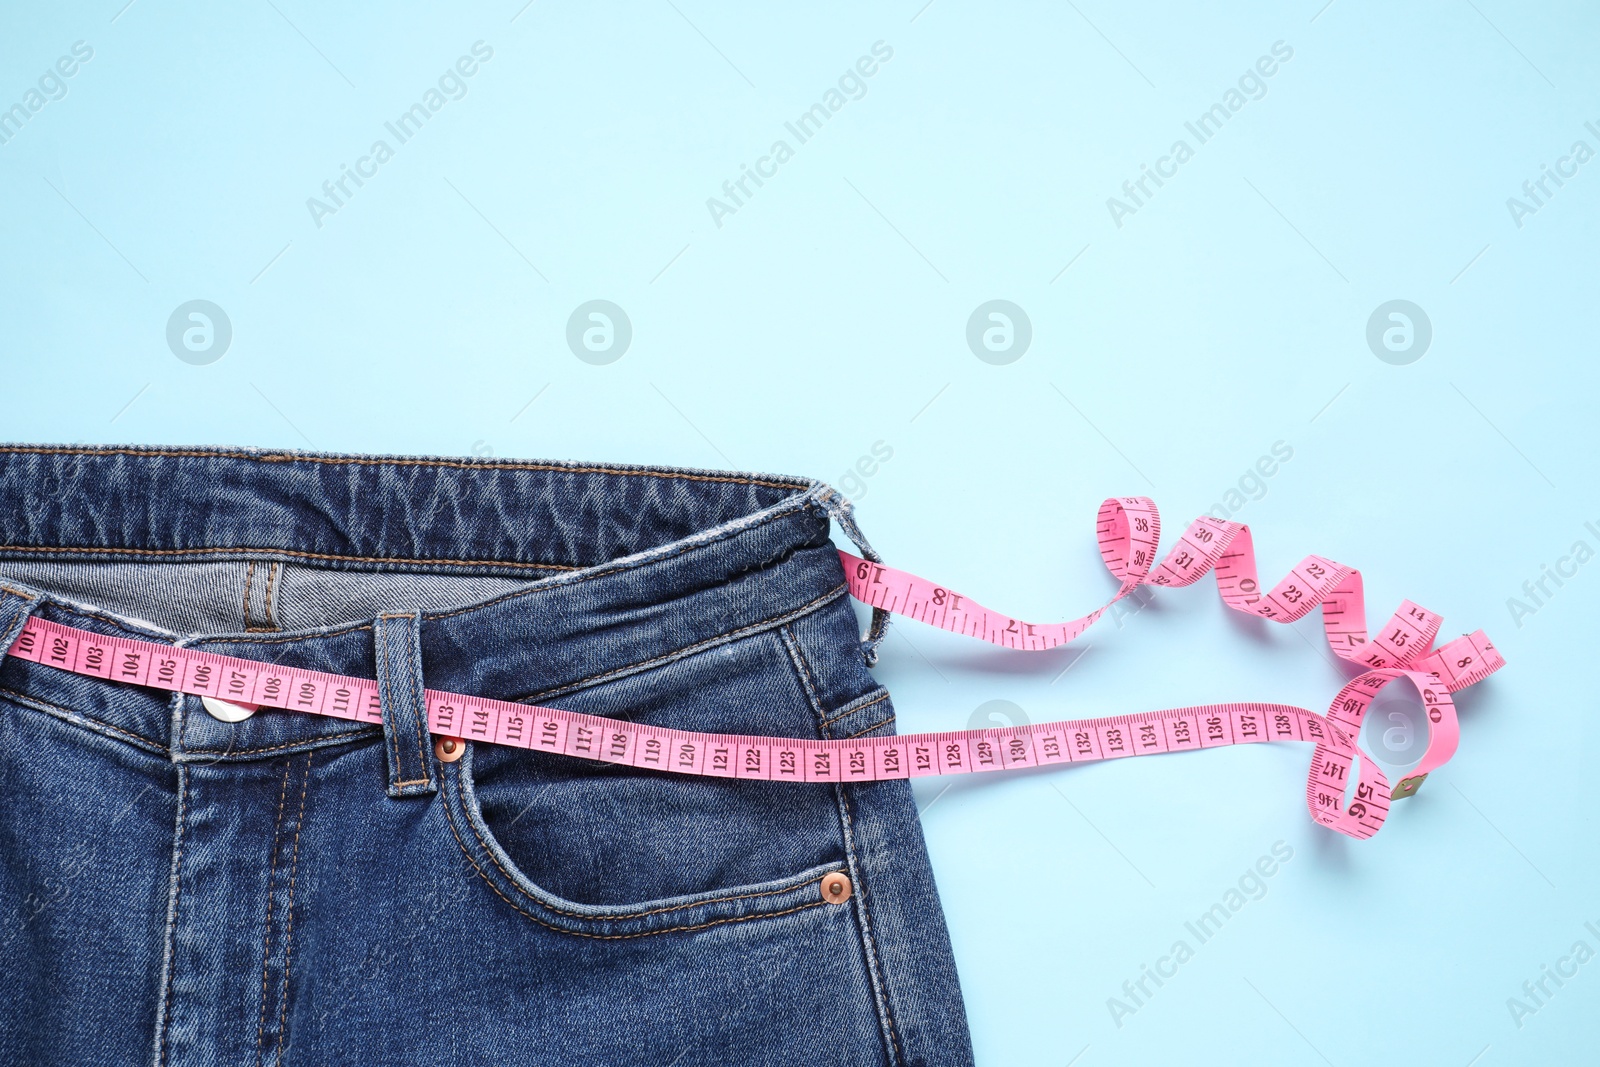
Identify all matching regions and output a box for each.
[1,498,1502,841]
[841,496,1499,690]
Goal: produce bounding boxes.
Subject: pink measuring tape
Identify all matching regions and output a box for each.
[3,497,1502,841]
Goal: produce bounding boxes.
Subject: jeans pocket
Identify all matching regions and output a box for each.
[436,628,850,939]
[440,744,844,939]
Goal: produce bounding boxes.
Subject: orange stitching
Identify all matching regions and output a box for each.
[421,503,829,624]
[783,626,823,713]
[820,689,891,729]
[378,613,429,788]
[276,753,311,1059]
[193,623,374,647]
[263,562,280,631]
[450,758,823,920]
[0,686,164,752]
[845,715,896,739]
[26,600,168,639]
[439,788,827,939]
[0,444,807,489]
[513,585,847,703]
[0,583,38,601]
[255,759,292,1066]
[838,785,904,1064]
[0,542,580,572]
[2,501,830,641]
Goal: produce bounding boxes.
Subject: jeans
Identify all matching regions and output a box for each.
[0,445,973,1067]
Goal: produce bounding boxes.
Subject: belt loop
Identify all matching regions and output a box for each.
[0,582,41,660]
[375,611,437,798]
[816,486,892,667]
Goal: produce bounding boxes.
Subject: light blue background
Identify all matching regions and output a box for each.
[1,2,1594,1063]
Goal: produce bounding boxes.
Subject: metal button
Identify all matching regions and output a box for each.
[201,696,258,723]
[434,736,465,763]
[821,872,853,905]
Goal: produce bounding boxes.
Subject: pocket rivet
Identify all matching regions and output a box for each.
[434,736,465,763]
[821,872,853,905]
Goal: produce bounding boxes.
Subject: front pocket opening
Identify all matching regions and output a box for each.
[438,744,849,938]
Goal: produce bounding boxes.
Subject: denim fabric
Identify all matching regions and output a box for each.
[0,445,972,1067]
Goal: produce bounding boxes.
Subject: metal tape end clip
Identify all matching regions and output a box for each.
[1390,772,1428,800]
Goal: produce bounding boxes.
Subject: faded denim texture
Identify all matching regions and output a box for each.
[0,445,972,1067]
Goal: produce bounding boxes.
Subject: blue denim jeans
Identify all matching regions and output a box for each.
[0,446,972,1067]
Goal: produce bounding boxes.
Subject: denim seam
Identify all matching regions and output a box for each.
[450,750,827,921]
[512,584,848,703]
[243,562,257,631]
[402,616,430,789]
[439,786,829,940]
[777,624,904,1062]
[376,619,402,789]
[179,509,827,653]
[165,687,185,763]
[193,623,375,647]
[181,730,372,758]
[275,753,311,1063]
[837,784,905,1067]
[778,624,829,736]
[265,563,281,630]
[154,764,187,1067]
[176,676,367,758]
[378,611,430,791]
[0,584,273,648]
[178,691,194,753]
[12,493,829,650]
[0,445,810,490]
[819,689,891,730]
[0,542,581,571]
[846,715,897,739]
[0,686,168,756]
[255,759,292,1067]
[0,472,826,597]
[29,598,187,644]
[72,601,166,634]
[422,495,831,623]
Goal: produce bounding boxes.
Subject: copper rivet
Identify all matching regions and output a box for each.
[435,736,464,763]
[821,872,852,905]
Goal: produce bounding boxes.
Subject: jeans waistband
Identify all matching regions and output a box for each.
[0,445,859,760]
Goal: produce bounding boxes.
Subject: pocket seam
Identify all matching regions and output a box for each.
[439,764,833,940]
[0,685,164,754]
[845,714,896,739]
[463,790,822,920]
[819,689,889,730]
[508,582,848,705]
[445,743,839,922]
